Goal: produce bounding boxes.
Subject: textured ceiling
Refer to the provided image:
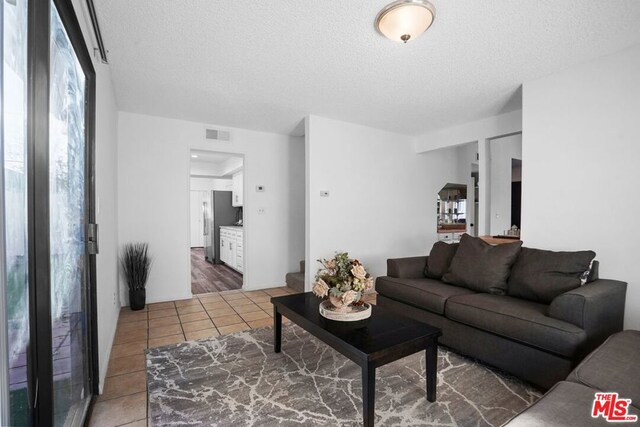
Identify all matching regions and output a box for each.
[95,1,640,136]
[190,150,239,164]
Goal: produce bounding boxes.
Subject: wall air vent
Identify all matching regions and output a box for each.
[205,128,231,141]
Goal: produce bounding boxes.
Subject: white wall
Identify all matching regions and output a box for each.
[489,134,522,235]
[189,177,232,192]
[71,0,120,393]
[190,157,243,178]
[305,115,466,287]
[455,143,478,236]
[190,161,224,177]
[118,113,305,303]
[93,63,119,394]
[522,45,640,329]
[413,110,522,153]
[288,140,306,273]
[220,157,243,176]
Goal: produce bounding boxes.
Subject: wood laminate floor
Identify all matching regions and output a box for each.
[191,248,243,294]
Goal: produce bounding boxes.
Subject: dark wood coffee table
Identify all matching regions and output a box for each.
[271,292,441,427]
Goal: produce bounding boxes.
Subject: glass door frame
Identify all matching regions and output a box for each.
[27,0,98,425]
[1,4,10,425]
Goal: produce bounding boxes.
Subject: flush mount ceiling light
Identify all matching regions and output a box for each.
[375,0,436,43]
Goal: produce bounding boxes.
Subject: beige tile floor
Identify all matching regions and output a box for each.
[88,286,291,427]
[89,287,377,427]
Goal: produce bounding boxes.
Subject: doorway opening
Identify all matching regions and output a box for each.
[436,183,468,243]
[471,164,479,237]
[189,150,244,294]
[431,142,478,242]
[488,133,522,237]
[511,159,522,230]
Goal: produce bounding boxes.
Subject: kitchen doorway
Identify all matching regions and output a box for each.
[189,150,245,294]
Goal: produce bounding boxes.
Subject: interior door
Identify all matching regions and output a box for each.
[49,2,93,425]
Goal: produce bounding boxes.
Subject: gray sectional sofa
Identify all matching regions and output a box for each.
[375,235,627,389]
[506,330,640,426]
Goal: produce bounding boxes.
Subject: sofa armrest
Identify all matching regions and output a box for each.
[386,256,428,279]
[548,279,627,354]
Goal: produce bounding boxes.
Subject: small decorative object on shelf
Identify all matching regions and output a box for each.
[120,242,153,311]
[508,225,520,237]
[312,252,373,321]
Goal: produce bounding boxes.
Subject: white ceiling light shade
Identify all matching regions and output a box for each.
[375,0,436,43]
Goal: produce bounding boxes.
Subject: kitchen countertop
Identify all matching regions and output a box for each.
[220,225,243,230]
[479,235,521,245]
[437,229,466,234]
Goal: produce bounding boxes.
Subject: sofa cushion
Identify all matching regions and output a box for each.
[375,276,476,315]
[424,242,459,280]
[446,293,586,358]
[508,247,596,303]
[505,380,639,426]
[387,256,428,279]
[566,330,640,410]
[442,234,523,295]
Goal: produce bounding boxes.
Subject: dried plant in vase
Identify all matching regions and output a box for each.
[120,242,153,311]
[312,252,374,320]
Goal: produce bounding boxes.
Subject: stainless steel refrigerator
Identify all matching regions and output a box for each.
[203,191,238,264]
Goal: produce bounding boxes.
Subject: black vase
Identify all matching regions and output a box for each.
[129,289,146,311]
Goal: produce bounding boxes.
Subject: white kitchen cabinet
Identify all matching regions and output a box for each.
[235,237,243,273]
[220,233,229,265]
[437,233,453,242]
[437,231,464,243]
[232,172,243,207]
[226,236,235,268]
[219,227,243,273]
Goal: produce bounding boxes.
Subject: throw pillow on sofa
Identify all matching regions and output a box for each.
[508,247,596,304]
[442,234,522,295]
[424,241,459,279]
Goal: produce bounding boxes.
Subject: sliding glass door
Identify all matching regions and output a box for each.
[1,0,97,425]
[49,4,92,425]
[2,0,31,425]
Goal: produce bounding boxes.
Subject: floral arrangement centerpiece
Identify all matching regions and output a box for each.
[312,252,374,317]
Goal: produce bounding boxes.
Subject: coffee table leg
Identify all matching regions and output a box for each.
[362,362,375,426]
[426,341,437,402]
[273,306,282,353]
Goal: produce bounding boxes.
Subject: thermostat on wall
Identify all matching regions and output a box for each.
[256,185,265,192]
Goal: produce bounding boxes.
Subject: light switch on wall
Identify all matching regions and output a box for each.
[320,191,330,197]
[258,208,266,215]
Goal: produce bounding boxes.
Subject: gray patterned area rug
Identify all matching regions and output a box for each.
[146,325,541,426]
